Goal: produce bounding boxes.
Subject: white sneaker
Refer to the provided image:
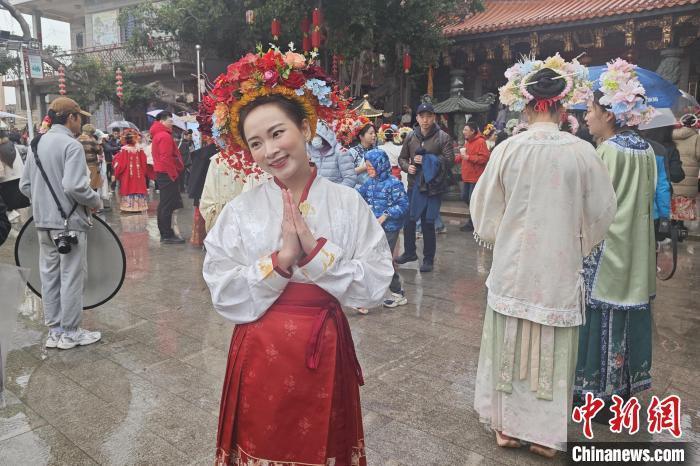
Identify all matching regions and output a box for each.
[45,331,62,349]
[383,292,408,308]
[57,329,102,350]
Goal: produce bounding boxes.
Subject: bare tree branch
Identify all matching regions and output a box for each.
[0,0,86,85]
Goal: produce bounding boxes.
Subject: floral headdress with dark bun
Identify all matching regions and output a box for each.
[198,44,350,176]
[593,58,656,127]
[499,53,592,113]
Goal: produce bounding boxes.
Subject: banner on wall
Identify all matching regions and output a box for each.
[92,10,120,46]
[27,53,43,79]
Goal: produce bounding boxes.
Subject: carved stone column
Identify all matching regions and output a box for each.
[656,48,684,85]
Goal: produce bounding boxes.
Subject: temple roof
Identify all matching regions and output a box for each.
[433,93,496,114]
[444,0,700,37]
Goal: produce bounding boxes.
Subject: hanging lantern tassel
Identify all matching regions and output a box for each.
[271,18,281,42]
[58,65,66,95]
[403,51,412,74]
[115,67,124,101]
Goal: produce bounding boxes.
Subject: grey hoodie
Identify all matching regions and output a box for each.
[307,121,357,188]
[20,124,102,231]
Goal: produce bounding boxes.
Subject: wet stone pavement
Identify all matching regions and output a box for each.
[1,197,699,465]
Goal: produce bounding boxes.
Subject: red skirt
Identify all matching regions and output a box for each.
[216,283,366,466]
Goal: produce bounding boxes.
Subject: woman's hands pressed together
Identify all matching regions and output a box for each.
[277,189,318,272]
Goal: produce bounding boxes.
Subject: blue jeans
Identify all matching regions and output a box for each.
[461,182,476,205]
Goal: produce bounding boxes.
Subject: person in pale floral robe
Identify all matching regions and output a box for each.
[471,58,617,457]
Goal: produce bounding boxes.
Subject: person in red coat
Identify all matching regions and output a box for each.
[113,129,148,213]
[455,121,490,231]
[151,111,185,243]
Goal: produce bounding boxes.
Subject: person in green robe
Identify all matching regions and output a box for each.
[577,58,658,422]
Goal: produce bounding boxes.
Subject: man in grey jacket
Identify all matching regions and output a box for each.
[20,97,103,350]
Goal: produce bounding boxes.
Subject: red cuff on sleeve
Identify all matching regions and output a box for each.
[297,237,328,267]
[271,251,293,279]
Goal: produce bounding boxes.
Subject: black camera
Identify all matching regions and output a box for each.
[52,231,79,254]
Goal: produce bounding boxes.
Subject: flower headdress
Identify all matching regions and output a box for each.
[120,128,141,146]
[397,126,412,143]
[334,112,371,147]
[560,113,579,135]
[198,44,350,176]
[499,53,592,113]
[593,58,656,127]
[482,122,496,138]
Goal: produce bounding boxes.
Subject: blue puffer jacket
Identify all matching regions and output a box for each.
[308,121,357,188]
[357,149,409,232]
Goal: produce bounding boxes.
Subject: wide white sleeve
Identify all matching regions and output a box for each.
[298,195,394,308]
[470,144,506,247]
[203,202,290,324]
[580,144,617,255]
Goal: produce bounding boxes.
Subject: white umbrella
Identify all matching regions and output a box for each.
[107,120,139,131]
[638,108,678,130]
[0,111,26,120]
[147,109,165,118]
[172,115,187,130]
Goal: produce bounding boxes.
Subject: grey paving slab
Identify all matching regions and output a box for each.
[1,199,698,465]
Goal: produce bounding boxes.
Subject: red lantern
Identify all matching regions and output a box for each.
[312,8,322,27]
[115,67,124,101]
[58,65,66,95]
[271,18,281,41]
[311,29,321,50]
[301,17,310,52]
[403,52,412,74]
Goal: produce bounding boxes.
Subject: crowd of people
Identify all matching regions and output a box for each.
[1,44,699,465]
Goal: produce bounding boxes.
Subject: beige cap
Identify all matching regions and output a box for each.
[82,123,96,135]
[49,96,91,117]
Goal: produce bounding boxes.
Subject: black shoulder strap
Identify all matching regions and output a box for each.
[33,147,78,227]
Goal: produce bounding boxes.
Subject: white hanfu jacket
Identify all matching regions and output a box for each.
[203,169,394,324]
[470,122,617,327]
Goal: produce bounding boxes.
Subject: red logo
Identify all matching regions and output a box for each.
[647,395,682,438]
[572,392,605,439]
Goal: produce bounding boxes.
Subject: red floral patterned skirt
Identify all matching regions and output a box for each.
[216,283,366,466]
[190,207,207,246]
[671,195,697,221]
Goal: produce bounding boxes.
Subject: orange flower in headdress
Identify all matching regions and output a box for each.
[198,44,351,178]
[120,128,141,146]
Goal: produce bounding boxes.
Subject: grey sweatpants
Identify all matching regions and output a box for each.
[38,229,88,332]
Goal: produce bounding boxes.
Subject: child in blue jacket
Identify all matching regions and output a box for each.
[358,149,409,309]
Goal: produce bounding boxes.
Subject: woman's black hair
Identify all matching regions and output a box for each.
[157,111,173,121]
[591,89,623,128]
[238,94,307,143]
[494,131,508,147]
[525,68,567,115]
[358,123,375,139]
[47,108,75,126]
[125,133,134,145]
[384,127,395,142]
[0,140,15,168]
[465,121,479,132]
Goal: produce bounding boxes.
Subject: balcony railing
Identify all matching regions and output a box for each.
[53,38,196,69]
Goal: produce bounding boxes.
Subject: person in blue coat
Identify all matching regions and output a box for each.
[357,148,409,310]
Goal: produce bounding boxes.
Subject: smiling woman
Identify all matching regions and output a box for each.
[200,47,394,466]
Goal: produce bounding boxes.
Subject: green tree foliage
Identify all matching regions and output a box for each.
[67,56,154,111]
[121,0,484,71]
